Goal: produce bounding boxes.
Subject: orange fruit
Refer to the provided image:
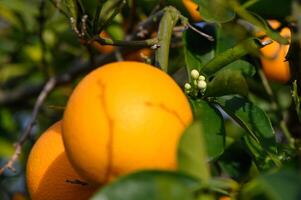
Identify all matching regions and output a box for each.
[124,48,153,62]
[91,32,115,54]
[26,121,97,200]
[260,20,291,83]
[182,0,202,22]
[62,61,192,184]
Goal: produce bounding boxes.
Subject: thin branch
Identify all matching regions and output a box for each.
[186,23,214,42]
[92,36,158,47]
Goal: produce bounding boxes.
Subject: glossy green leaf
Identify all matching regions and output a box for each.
[189,99,225,160]
[240,170,301,200]
[205,70,248,97]
[193,0,235,23]
[177,120,210,182]
[183,24,215,81]
[216,97,277,154]
[90,171,198,200]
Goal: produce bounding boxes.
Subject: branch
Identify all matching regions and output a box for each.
[92,36,158,47]
[0,78,56,175]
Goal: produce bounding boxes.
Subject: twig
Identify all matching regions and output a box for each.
[186,23,214,42]
[0,78,56,175]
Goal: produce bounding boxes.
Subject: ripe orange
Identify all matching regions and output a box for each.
[62,61,192,184]
[26,121,97,200]
[260,20,291,83]
[182,0,202,22]
[91,31,115,54]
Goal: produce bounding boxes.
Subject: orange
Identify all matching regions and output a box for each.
[260,20,291,83]
[124,48,153,62]
[91,32,115,54]
[62,61,192,184]
[182,0,202,22]
[26,121,97,200]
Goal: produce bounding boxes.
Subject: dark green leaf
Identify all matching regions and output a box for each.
[240,170,301,200]
[177,120,210,181]
[216,97,277,154]
[193,0,235,23]
[189,99,225,160]
[221,60,256,77]
[90,171,198,200]
[205,70,248,97]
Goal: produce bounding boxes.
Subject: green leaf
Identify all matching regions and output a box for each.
[177,120,210,182]
[240,170,301,200]
[189,99,225,160]
[216,97,277,154]
[183,24,215,81]
[193,0,235,23]
[205,70,248,97]
[90,171,198,200]
[221,60,256,77]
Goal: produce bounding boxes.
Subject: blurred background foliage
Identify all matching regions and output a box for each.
[0,0,301,199]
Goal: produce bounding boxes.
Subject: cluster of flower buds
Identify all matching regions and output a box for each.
[184,69,207,97]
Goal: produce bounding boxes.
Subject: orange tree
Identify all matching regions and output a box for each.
[0,0,301,200]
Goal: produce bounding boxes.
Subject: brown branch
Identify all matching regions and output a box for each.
[0,78,56,175]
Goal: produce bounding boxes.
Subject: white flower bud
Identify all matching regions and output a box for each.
[191,69,199,79]
[184,83,192,90]
[197,80,207,89]
[198,75,205,81]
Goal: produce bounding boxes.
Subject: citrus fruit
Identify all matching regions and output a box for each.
[62,61,193,184]
[260,20,291,83]
[182,0,202,22]
[26,121,97,200]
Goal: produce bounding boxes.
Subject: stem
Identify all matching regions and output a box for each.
[93,36,158,47]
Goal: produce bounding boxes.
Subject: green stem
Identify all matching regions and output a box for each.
[280,120,295,148]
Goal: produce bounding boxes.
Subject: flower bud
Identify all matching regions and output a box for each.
[191,69,199,79]
[197,80,207,89]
